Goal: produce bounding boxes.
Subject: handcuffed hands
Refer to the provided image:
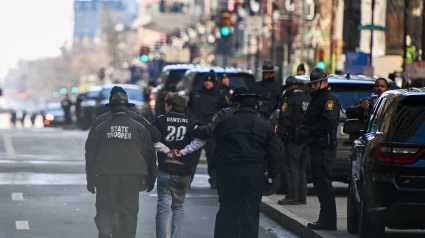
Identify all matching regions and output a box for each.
[167,149,183,159]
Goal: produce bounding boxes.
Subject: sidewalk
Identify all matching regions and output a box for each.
[261,183,355,238]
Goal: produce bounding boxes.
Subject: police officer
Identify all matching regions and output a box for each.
[61,95,72,125]
[191,87,249,139]
[277,76,310,205]
[85,92,158,238]
[213,93,280,238]
[219,74,234,106]
[297,68,339,230]
[186,71,227,188]
[251,60,282,118]
[89,86,161,143]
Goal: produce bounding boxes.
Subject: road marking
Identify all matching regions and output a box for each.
[3,135,16,158]
[11,193,23,201]
[16,221,29,230]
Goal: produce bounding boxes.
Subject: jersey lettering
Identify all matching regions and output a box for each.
[165,126,187,142]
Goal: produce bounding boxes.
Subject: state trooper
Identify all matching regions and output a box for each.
[277,76,310,205]
[213,93,280,238]
[85,92,158,238]
[89,86,161,143]
[251,60,282,119]
[297,68,339,230]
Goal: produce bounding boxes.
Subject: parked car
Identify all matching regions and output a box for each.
[175,66,256,96]
[272,74,392,183]
[79,84,147,130]
[343,87,425,237]
[78,86,102,130]
[43,102,65,127]
[150,64,201,117]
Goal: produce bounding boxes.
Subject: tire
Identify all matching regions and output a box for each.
[347,183,359,234]
[358,198,385,238]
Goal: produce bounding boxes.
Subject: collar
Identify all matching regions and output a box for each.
[113,111,128,116]
[235,107,258,114]
[169,111,185,116]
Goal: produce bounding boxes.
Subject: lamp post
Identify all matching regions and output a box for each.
[285,0,294,75]
[271,6,280,64]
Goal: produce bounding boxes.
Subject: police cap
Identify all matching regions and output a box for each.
[230,87,249,102]
[105,92,135,107]
[258,60,279,73]
[309,67,328,83]
[285,76,305,87]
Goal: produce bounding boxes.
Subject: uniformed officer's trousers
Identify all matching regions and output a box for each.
[95,174,141,238]
[309,147,337,226]
[191,139,217,186]
[283,142,309,202]
[214,167,264,238]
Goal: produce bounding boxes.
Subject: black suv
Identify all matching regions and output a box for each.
[344,88,425,237]
[175,66,256,96]
[150,64,201,117]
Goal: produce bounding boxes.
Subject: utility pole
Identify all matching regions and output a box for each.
[369,0,376,67]
[422,0,425,61]
[287,10,293,65]
[402,0,408,71]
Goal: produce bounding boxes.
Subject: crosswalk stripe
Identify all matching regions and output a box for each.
[11,193,24,200]
[15,221,29,230]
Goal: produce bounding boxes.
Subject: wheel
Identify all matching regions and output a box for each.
[358,198,385,238]
[347,183,359,234]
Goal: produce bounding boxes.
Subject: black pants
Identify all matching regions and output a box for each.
[277,142,289,194]
[191,139,217,185]
[214,167,264,238]
[282,141,309,202]
[309,147,337,226]
[95,174,141,238]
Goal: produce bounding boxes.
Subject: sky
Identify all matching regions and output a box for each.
[0,0,74,78]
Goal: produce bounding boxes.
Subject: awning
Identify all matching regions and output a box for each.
[139,13,196,34]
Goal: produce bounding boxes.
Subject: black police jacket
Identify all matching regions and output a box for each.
[219,85,234,106]
[186,86,226,124]
[192,104,238,140]
[278,89,311,140]
[302,86,340,144]
[91,110,161,143]
[251,79,282,118]
[85,111,157,177]
[213,107,280,178]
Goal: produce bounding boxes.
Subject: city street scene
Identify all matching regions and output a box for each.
[1,0,425,238]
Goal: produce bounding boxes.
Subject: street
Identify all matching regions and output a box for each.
[0,127,298,238]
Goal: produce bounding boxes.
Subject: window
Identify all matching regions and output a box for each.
[101,88,144,102]
[163,70,187,91]
[330,83,375,109]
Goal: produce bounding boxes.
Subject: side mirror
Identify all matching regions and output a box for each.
[343,119,363,134]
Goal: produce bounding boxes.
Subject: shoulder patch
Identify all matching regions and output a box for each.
[326,100,335,111]
[281,102,288,112]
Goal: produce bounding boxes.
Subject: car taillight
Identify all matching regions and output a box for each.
[149,94,154,100]
[376,143,425,164]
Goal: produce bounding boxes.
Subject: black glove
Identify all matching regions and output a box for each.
[146,176,157,193]
[86,174,96,194]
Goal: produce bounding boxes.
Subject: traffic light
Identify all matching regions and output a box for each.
[139,46,150,63]
[316,48,326,70]
[220,12,231,37]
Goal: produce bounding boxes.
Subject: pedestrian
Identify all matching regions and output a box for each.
[277,76,311,205]
[30,112,37,127]
[61,95,72,125]
[151,92,206,238]
[85,91,158,238]
[251,60,282,119]
[297,68,339,230]
[346,78,389,140]
[213,93,280,238]
[20,110,27,128]
[10,109,17,128]
[186,70,227,189]
[296,63,306,75]
[89,86,161,143]
[191,87,249,139]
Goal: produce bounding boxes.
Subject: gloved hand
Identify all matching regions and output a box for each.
[146,176,156,192]
[86,174,96,194]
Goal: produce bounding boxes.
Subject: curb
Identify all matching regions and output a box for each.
[260,197,337,238]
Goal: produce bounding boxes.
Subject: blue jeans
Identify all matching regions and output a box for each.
[156,171,190,238]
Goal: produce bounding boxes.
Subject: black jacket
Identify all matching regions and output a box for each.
[251,79,282,118]
[213,107,280,177]
[192,104,239,140]
[302,86,340,146]
[278,89,311,141]
[85,111,157,177]
[219,85,234,106]
[152,111,200,176]
[187,86,226,124]
[91,110,161,143]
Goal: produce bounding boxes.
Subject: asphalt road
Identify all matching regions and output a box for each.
[0,127,298,238]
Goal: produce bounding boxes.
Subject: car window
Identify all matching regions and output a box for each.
[386,97,425,143]
[366,97,387,133]
[101,88,144,102]
[330,83,374,109]
[218,74,256,88]
[87,90,100,99]
[47,104,63,112]
[163,70,188,91]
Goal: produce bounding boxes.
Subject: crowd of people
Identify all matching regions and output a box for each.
[84,59,390,238]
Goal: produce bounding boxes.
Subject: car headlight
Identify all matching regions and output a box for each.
[45,114,54,121]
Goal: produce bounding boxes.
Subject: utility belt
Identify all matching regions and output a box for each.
[315,132,337,150]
